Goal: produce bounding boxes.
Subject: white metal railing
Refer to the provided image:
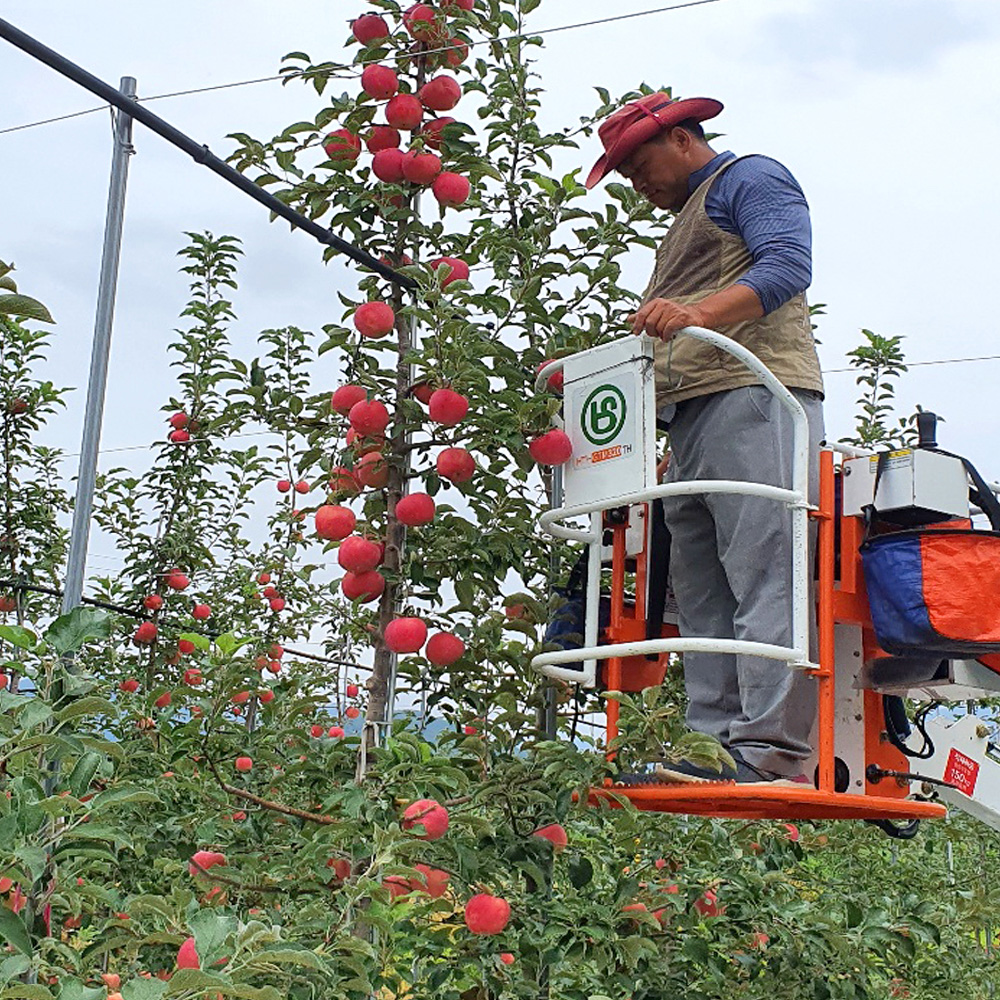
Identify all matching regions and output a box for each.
[531,328,815,688]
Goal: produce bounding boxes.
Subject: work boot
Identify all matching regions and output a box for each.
[651,748,809,786]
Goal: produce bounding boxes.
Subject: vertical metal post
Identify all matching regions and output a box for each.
[542,465,563,739]
[61,77,135,614]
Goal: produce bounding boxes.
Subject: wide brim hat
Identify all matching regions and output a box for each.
[585,94,723,189]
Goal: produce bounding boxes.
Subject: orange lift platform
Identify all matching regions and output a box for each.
[533,331,1000,833]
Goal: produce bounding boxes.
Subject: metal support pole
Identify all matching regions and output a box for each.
[61,77,135,614]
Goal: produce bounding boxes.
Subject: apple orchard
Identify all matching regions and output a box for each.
[0,0,999,998]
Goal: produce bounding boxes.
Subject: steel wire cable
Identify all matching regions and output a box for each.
[0,0,726,135]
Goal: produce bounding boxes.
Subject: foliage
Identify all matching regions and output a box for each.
[0,2,995,998]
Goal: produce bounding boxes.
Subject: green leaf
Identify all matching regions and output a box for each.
[0,626,38,651]
[0,907,32,956]
[56,980,105,1000]
[250,947,324,970]
[1,988,54,999]
[568,855,593,888]
[0,293,54,324]
[86,786,160,814]
[190,909,238,967]
[17,699,53,732]
[56,698,118,724]
[44,608,111,656]
[0,955,30,985]
[682,937,710,963]
[121,981,168,1000]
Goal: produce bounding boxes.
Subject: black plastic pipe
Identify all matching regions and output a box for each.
[0,16,416,291]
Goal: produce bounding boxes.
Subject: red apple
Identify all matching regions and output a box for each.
[430,256,469,287]
[367,125,401,153]
[361,65,399,101]
[395,492,435,526]
[323,129,362,163]
[154,691,171,708]
[348,399,390,437]
[188,850,226,876]
[347,683,360,697]
[532,823,568,852]
[0,596,14,613]
[419,75,462,112]
[177,936,199,970]
[372,147,407,183]
[693,888,725,918]
[178,639,196,655]
[463,724,477,735]
[401,150,443,186]
[101,974,121,991]
[169,428,190,444]
[269,643,284,660]
[414,863,450,898]
[276,479,292,493]
[444,37,470,67]
[436,446,475,482]
[232,691,250,705]
[235,756,253,773]
[183,668,202,686]
[168,412,188,429]
[262,586,277,599]
[421,116,456,150]
[144,593,163,611]
[166,571,190,591]
[338,535,383,574]
[537,359,564,392]
[352,13,390,44]
[402,798,449,839]
[294,480,309,494]
[783,822,800,843]
[346,427,386,455]
[412,381,435,404]
[269,597,286,612]
[353,301,396,339]
[432,171,471,207]
[403,3,442,41]
[329,465,361,496]
[192,603,211,621]
[385,616,428,653]
[425,631,465,666]
[331,385,367,416]
[316,505,356,541]
[465,894,510,935]
[134,622,157,645]
[355,450,389,489]
[119,678,140,694]
[328,725,345,739]
[385,93,424,131]
[345,705,360,719]
[310,724,325,738]
[428,388,469,426]
[341,569,385,603]
[259,689,275,704]
[499,952,515,966]
[529,429,572,465]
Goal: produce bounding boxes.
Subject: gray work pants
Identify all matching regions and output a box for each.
[662,384,825,775]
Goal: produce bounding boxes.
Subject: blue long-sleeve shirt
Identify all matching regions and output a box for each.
[687,151,812,315]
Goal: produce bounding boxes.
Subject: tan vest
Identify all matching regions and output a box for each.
[643,155,825,407]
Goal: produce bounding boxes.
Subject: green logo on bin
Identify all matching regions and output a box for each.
[581,384,627,446]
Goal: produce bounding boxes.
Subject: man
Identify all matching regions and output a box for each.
[586,94,825,784]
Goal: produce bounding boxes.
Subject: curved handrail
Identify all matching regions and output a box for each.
[532,327,815,687]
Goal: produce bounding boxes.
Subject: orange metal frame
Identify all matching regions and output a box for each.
[595,450,947,824]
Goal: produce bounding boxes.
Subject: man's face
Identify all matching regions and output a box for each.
[618,130,692,212]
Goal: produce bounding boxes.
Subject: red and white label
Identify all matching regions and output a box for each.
[944,748,980,796]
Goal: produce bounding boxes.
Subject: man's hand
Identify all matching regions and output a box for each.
[627,298,706,341]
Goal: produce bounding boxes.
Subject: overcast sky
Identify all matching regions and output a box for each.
[2,0,1000,582]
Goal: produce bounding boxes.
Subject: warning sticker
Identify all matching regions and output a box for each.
[944,748,980,796]
[868,449,913,473]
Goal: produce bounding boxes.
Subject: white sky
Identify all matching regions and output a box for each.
[2,0,1000,585]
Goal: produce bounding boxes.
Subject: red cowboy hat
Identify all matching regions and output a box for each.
[585,93,723,189]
